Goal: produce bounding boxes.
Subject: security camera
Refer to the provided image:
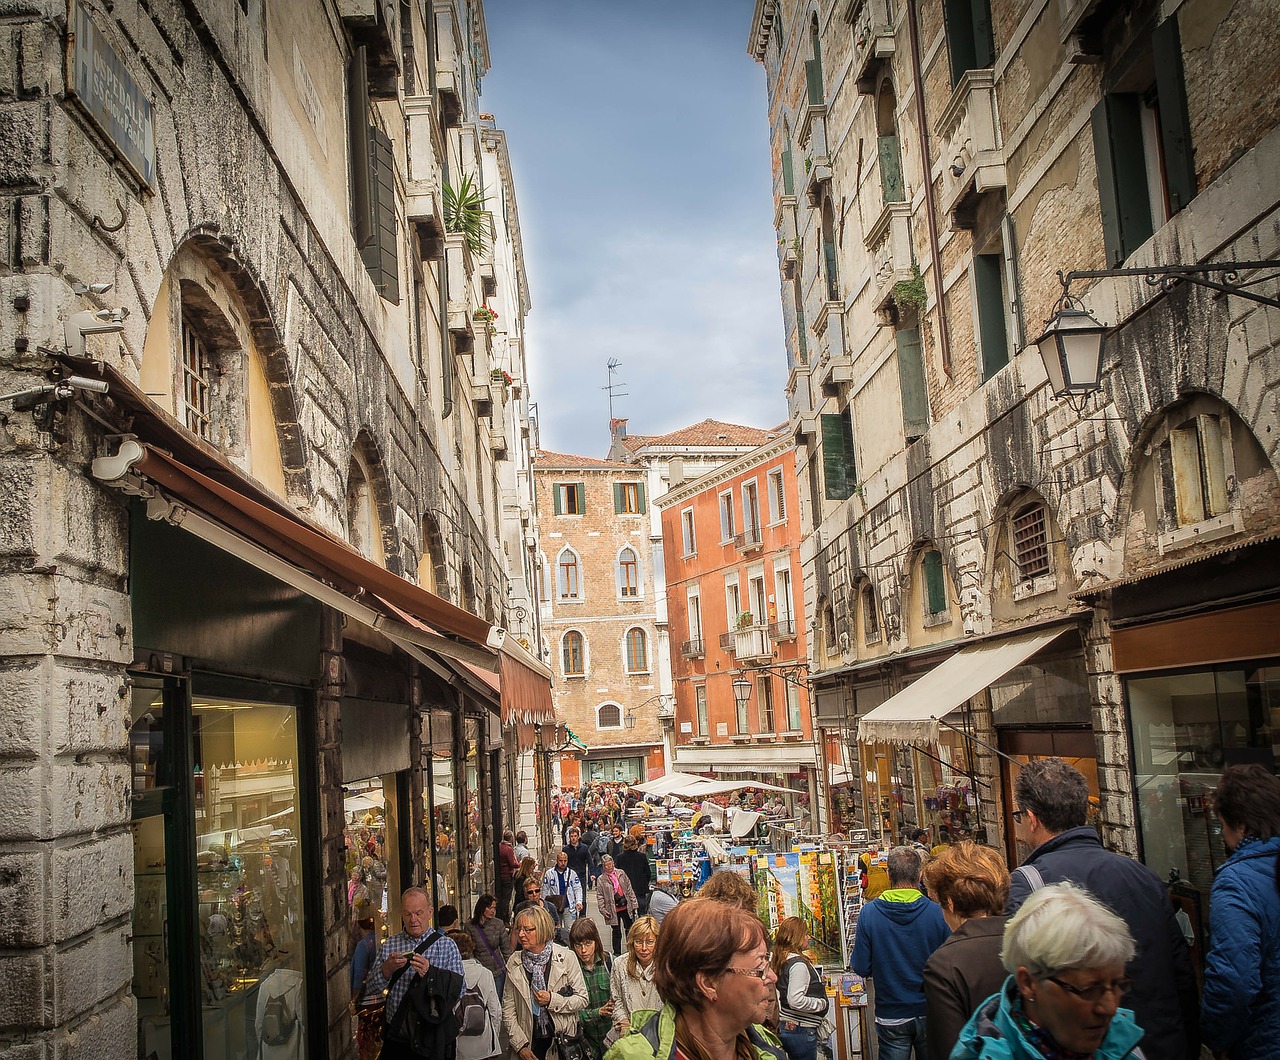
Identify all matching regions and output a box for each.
[64,307,128,358]
[72,282,114,296]
[61,375,110,395]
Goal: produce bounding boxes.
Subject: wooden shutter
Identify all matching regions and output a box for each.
[1091,95,1153,266]
[821,413,855,501]
[896,327,929,441]
[1152,17,1196,215]
[636,481,646,514]
[613,483,624,514]
[923,551,946,614]
[576,482,587,514]
[974,254,1010,379]
[361,125,400,304]
[553,485,563,516]
[805,59,824,106]
[781,147,795,196]
[878,135,905,203]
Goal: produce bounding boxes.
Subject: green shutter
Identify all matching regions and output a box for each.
[1091,95,1153,266]
[361,126,400,304]
[821,413,855,501]
[805,59,824,106]
[823,238,840,301]
[974,254,1010,379]
[577,482,587,515]
[971,0,994,70]
[923,550,946,614]
[878,135,905,204]
[895,326,929,441]
[781,147,795,196]
[613,483,624,514]
[637,481,647,514]
[1152,17,1196,215]
[553,485,562,516]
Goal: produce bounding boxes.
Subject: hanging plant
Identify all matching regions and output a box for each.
[443,172,490,256]
[894,263,927,314]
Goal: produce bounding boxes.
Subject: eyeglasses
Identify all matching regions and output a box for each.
[723,964,772,981]
[1011,808,1028,824]
[1044,975,1133,1003]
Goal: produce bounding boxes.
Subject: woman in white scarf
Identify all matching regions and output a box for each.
[503,904,588,1060]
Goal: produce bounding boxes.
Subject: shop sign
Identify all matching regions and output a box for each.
[68,1,156,188]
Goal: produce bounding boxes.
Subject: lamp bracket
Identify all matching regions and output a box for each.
[1059,261,1280,311]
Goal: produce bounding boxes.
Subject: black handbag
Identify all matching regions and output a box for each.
[554,1030,589,1060]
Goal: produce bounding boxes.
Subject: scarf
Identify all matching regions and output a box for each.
[607,870,623,896]
[556,870,570,895]
[1009,996,1094,1060]
[521,944,555,1038]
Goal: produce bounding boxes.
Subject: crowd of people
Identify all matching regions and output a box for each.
[349,761,1280,1060]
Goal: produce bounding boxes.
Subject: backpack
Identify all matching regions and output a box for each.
[454,983,487,1036]
[261,991,298,1046]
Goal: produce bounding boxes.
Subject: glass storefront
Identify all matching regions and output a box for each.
[585,756,644,784]
[344,775,404,950]
[427,710,458,910]
[1128,661,1280,897]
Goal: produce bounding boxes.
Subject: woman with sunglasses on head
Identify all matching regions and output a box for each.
[952,882,1146,1059]
[604,898,785,1060]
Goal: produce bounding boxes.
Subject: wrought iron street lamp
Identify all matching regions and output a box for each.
[732,677,753,712]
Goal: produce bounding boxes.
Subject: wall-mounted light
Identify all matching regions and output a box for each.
[732,677,753,711]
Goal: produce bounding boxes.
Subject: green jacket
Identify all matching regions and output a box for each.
[604,1003,786,1060]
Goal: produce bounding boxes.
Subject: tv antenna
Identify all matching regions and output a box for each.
[604,358,628,422]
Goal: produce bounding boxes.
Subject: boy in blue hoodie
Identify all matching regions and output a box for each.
[850,846,949,1060]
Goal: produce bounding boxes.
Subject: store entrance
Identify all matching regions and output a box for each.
[998,728,1100,867]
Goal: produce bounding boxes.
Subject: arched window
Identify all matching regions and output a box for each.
[557,548,582,601]
[1010,502,1051,581]
[597,702,623,729]
[624,628,649,673]
[345,448,384,565]
[562,631,585,676]
[921,548,948,617]
[861,581,881,644]
[616,548,641,598]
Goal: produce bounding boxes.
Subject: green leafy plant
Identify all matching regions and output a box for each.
[443,172,490,256]
[736,611,754,630]
[894,263,927,313]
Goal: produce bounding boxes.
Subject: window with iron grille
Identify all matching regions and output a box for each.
[597,702,622,729]
[562,631,585,676]
[181,316,212,440]
[1011,503,1051,580]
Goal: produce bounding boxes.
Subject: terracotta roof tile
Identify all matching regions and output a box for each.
[619,419,774,452]
[534,450,637,471]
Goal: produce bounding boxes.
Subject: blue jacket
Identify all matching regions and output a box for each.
[951,976,1146,1059]
[1006,827,1198,1059]
[850,888,949,1020]
[1201,835,1280,1059]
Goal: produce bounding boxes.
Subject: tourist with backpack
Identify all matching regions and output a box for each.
[450,929,503,1060]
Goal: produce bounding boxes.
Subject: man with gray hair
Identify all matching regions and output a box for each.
[851,846,949,1059]
[1007,757,1199,1059]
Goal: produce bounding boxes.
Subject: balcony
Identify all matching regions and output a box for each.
[404,97,445,258]
[776,197,798,279]
[445,233,475,336]
[846,0,896,93]
[488,425,508,458]
[719,632,734,653]
[865,201,915,316]
[803,123,832,206]
[770,615,798,642]
[338,0,399,98]
[732,624,774,664]
[471,381,493,418]
[733,526,763,553]
[937,69,1006,229]
[680,638,705,659]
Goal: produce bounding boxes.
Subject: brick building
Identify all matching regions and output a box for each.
[0,1,551,1055]
[658,433,826,828]
[749,0,1280,933]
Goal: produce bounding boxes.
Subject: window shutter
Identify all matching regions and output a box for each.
[974,254,1010,379]
[923,551,946,613]
[823,237,840,301]
[1152,17,1196,215]
[1091,95,1153,266]
[637,481,646,514]
[781,147,795,196]
[805,58,824,106]
[577,482,587,514]
[821,413,855,500]
[970,0,995,70]
[943,0,975,85]
[878,135,905,204]
[613,483,624,514]
[362,125,400,304]
[553,486,562,516]
[895,327,929,441]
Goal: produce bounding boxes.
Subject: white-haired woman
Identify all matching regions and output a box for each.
[503,903,588,1060]
[951,882,1146,1059]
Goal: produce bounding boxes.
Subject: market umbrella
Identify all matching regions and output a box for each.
[634,770,706,798]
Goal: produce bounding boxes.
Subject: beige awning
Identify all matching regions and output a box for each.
[856,624,1075,745]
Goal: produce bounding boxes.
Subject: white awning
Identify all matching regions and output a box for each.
[856,624,1075,745]
[633,770,708,797]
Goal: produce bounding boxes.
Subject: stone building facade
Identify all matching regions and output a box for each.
[749,0,1280,931]
[0,0,549,1056]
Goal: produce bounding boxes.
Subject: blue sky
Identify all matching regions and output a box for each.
[480,1,787,458]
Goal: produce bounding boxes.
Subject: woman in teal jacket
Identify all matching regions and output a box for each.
[951,883,1146,1059]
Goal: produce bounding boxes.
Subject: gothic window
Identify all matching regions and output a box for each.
[562,631,585,677]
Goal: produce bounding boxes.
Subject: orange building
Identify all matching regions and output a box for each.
[658,433,825,826]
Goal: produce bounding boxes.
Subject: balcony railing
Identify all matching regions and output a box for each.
[938,69,1006,228]
[681,638,705,659]
[719,632,734,652]
[732,625,774,663]
[733,526,763,552]
[769,615,797,641]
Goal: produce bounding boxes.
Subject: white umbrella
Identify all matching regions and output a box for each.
[634,770,706,797]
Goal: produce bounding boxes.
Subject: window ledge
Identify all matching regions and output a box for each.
[1159,510,1243,554]
[922,609,953,628]
[864,632,883,646]
[730,734,752,743]
[564,673,586,680]
[683,551,697,560]
[1012,573,1057,601]
[556,598,586,605]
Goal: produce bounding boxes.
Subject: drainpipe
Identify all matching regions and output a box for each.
[907,0,952,377]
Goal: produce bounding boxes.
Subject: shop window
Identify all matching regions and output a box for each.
[562,630,585,676]
[943,0,995,86]
[1091,17,1195,267]
[557,548,582,601]
[624,627,649,673]
[614,481,645,514]
[695,685,708,736]
[1011,502,1051,580]
[344,775,404,942]
[597,702,623,730]
[616,548,641,599]
[427,709,458,909]
[553,482,586,515]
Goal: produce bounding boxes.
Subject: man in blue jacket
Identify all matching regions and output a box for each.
[1007,757,1199,1059]
[851,846,949,1059]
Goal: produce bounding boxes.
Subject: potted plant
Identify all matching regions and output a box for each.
[736,611,754,630]
[443,172,490,255]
